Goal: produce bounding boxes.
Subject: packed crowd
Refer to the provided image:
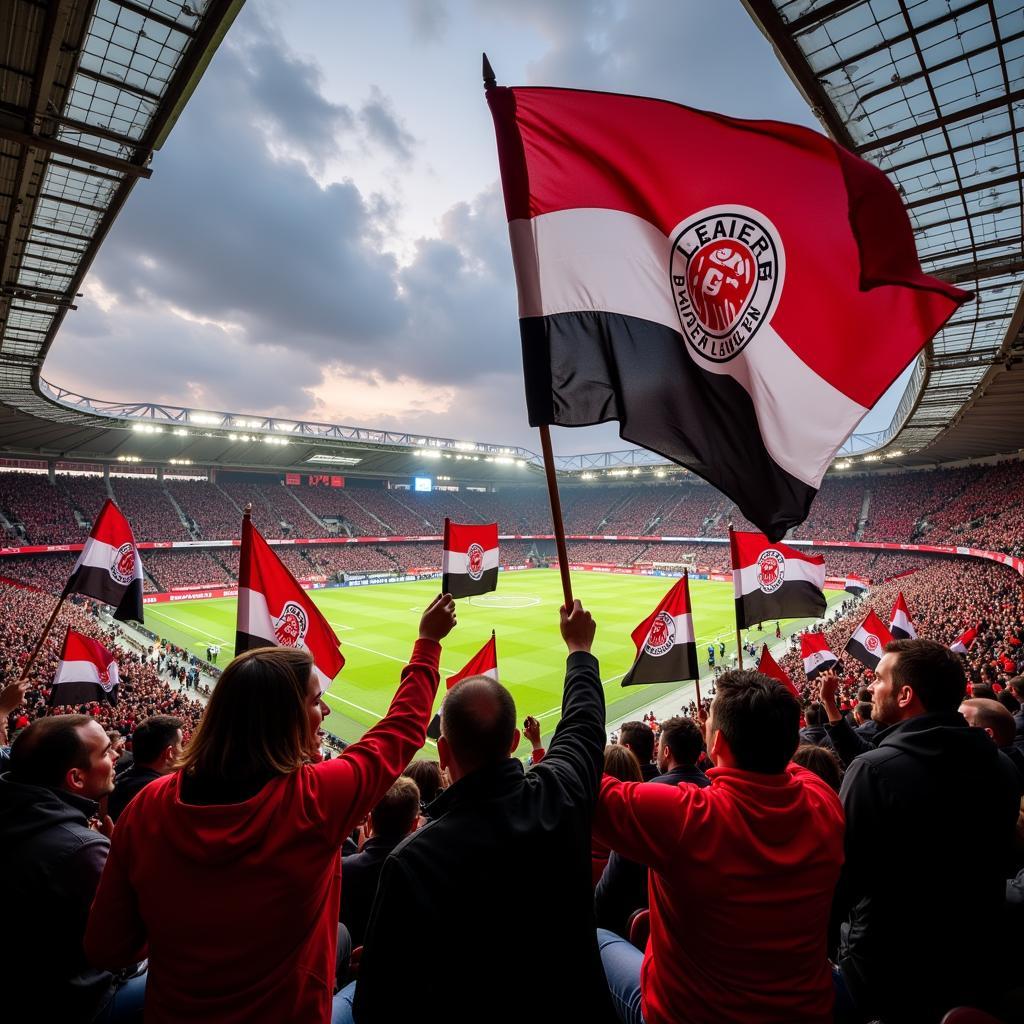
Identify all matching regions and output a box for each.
[144,551,234,592]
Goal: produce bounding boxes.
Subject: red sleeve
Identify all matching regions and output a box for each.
[312,638,441,846]
[592,773,702,874]
[85,819,148,968]
[531,747,545,764]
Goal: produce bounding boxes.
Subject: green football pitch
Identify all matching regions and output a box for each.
[144,570,844,757]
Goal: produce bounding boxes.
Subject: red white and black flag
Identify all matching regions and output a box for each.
[236,513,345,693]
[730,530,826,628]
[622,574,698,687]
[801,633,838,682]
[487,85,968,541]
[845,575,870,595]
[49,628,119,706]
[845,609,893,671]
[427,632,499,740]
[442,519,499,599]
[890,592,917,640]
[757,644,800,699]
[63,499,144,622]
[950,626,978,655]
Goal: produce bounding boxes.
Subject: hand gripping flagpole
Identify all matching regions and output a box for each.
[484,53,573,609]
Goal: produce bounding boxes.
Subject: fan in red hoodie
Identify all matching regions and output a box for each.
[84,593,456,1024]
[593,669,845,1024]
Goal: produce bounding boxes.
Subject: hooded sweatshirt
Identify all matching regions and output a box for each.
[836,711,1019,1023]
[593,764,844,1024]
[84,638,440,1024]
[0,776,115,1022]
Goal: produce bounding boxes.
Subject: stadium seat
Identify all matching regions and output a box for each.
[627,909,650,950]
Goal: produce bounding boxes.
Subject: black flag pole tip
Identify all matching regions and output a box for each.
[482,53,496,90]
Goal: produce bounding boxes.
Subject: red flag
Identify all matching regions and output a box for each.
[63,499,144,622]
[488,85,968,541]
[236,514,344,693]
[845,609,894,671]
[890,592,916,640]
[950,626,978,655]
[800,632,838,682]
[442,519,500,598]
[427,633,499,740]
[622,574,699,687]
[730,530,826,627]
[50,628,119,706]
[757,645,799,699]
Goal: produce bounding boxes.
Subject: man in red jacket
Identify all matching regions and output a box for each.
[593,669,844,1024]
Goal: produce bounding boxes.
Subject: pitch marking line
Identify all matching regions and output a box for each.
[146,609,231,646]
[320,691,438,749]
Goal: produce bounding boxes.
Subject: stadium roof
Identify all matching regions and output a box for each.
[744,0,1024,467]
[0,0,1020,484]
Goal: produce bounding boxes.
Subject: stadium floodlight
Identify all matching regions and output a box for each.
[116,455,141,463]
[228,433,238,441]
[190,412,221,426]
[172,428,190,437]
[581,472,596,480]
[655,470,667,478]
[863,455,881,462]
[305,454,362,466]
[418,450,442,459]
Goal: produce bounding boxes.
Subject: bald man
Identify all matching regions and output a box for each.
[348,601,614,1024]
[960,697,1024,787]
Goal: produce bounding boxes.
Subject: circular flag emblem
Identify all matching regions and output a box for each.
[97,666,115,692]
[644,611,676,657]
[109,543,136,586]
[757,549,786,594]
[273,601,309,648]
[467,542,485,582]
[669,205,784,363]
[865,633,881,653]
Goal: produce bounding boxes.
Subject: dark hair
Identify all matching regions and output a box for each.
[997,689,1020,714]
[618,721,655,764]
[603,744,643,782]
[960,698,1016,747]
[856,687,872,702]
[10,715,95,788]
[971,683,996,701]
[791,743,843,792]
[711,670,800,774]
[177,646,315,783]
[132,715,184,765]
[804,702,826,727]
[1008,676,1024,699]
[854,702,873,724]
[371,777,420,841]
[404,759,444,804]
[658,716,703,767]
[885,639,966,713]
[441,676,517,773]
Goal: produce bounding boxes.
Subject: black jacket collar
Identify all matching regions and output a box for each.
[427,759,525,818]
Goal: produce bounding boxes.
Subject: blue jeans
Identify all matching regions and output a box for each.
[331,980,356,1024]
[94,971,147,1024]
[597,928,645,1024]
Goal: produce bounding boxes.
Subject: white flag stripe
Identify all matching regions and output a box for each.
[891,609,916,637]
[442,546,500,576]
[70,535,144,581]
[734,555,826,597]
[510,207,868,489]
[53,659,119,688]
[645,611,695,647]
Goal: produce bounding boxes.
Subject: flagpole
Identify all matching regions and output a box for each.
[538,424,574,609]
[729,527,743,670]
[19,594,67,684]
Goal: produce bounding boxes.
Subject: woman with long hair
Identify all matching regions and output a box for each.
[85,594,456,1024]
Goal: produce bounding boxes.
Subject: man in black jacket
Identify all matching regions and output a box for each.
[798,702,834,749]
[344,600,613,1024]
[827,640,1019,1023]
[618,720,659,781]
[108,714,183,821]
[651,715,710,788]
[0,715,146,1022]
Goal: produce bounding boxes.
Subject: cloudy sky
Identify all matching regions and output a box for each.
[46,0,907,457]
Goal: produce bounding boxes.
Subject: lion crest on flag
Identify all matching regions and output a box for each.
[757,548,786,594]
[273,601,309,648]
[644,611,676,658]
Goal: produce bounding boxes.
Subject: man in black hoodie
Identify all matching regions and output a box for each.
[108,714,183,822]
[344,600,614,1024]
[828,640,1019,1023]
[0,714,146,1022]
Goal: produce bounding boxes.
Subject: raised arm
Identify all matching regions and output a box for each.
[532,601,607,808]
[314,594,455,844]
[818,671,874,766]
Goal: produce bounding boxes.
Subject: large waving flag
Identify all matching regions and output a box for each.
[801,633,838,682]
[487,84,968,540]
[236,512,344,693]
[730,530,826,628]
[427,632,498,740]
[845,609,894,671]
[622,574,699,687]
[890,592,917,640]
[63,499,144,622]
[442,519,499,599]
[49,629,119,706]
[950,626,978,655]
[757,644,800,699]
[845,575,870,595]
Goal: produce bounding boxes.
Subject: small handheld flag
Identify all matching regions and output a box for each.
[63,499,144,623]
[890,592,917,640]
[49,628,119,706]
[845,575,870,595]
[800,633,838,682]
[757,644,800,699]
[730,530,826,629]
[622,574,699,687]
[845,609,894,671]
[950,626,978,655]
[442,519,499,599]
[236,510,344,693]
[427,632,499,740]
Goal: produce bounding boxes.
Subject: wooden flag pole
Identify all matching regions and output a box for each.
[19,592,67,684]
[538,424,574,609]
[729,526,744,670]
